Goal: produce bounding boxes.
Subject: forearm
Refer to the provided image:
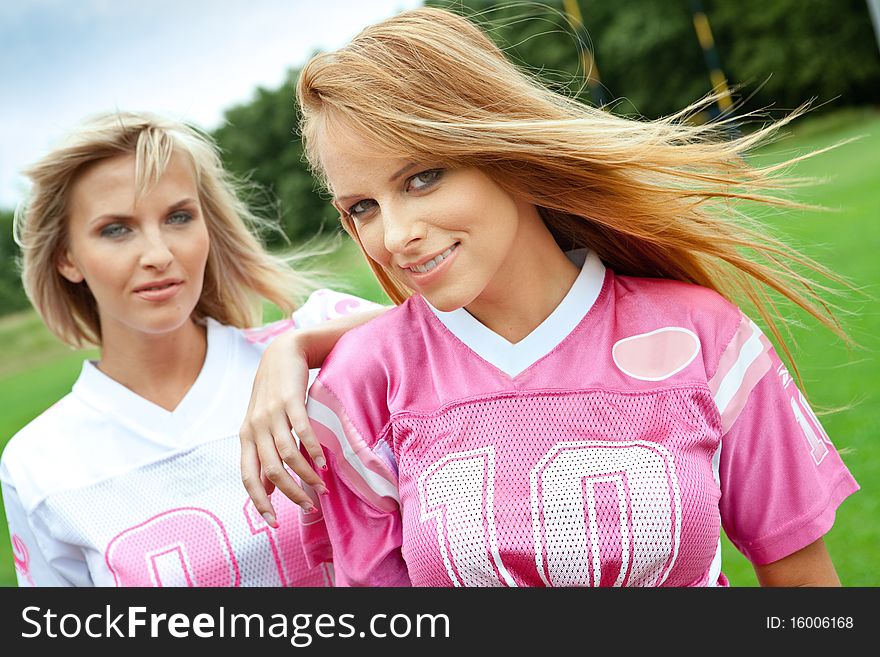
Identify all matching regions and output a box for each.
[298,307,387,368]
[240,301,387,519]
[754,537,841,587]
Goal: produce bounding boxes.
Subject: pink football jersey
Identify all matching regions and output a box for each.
[304,251,858,587]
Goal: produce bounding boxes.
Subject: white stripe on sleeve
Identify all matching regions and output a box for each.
[712,321,764,414]
[308,397,400,503]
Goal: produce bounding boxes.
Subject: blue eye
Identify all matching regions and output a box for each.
[347,199,378,221]
[167,210,193,225]
[100,223,130,238]
[407,169,443,191]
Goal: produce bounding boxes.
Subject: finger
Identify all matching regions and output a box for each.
[287,403,327,472]
[273,416,324,490]
[255,429,319,513]
[240,437,278,527]
[260,471,276,497]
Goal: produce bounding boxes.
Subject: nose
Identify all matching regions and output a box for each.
[383,203,427,254]
[139,227,174,271]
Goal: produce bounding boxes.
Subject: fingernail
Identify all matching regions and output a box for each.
[315,484,329,496]
[262,512,278,528]
[302,503,317,514]
[315,457,327,471]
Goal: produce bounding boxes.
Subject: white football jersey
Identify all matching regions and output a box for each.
[1,289,380,587]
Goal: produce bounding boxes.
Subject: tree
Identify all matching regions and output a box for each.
[0,210,29,314]
[212,69,339,247]
[708,0,880,110]
[429,0,880,118]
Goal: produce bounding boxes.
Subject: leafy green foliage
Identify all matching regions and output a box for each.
[212,71,341,247]
[0,210,28,315]
[429,0,880,118]
[708,0,880,110]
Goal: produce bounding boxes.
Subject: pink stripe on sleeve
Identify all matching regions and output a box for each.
[708,314,755,398]
[719,342,772,433]
[710,316,774,432]
[243,319,297,344]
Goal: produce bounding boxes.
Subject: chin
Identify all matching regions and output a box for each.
[134,311,196,336]
[423,289,476,314]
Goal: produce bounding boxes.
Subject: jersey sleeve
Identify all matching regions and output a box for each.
[1,480,77,586]
[710,313,859,565]
[302,378,411,587]
[243,289,383,346]
[292,289,384,331]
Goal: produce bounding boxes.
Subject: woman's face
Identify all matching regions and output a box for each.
[59,152,210,343]
[319,127,531,314]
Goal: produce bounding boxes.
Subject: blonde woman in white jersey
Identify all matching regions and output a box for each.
[0,111,382,586]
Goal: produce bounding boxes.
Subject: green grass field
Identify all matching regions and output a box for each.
[0,108,877,587]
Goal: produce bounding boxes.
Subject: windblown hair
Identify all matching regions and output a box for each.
[16,111,313,348]
[297,6,847,373]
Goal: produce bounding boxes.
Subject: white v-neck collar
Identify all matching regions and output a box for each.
[424,249,606,378]
[72,318,234,444]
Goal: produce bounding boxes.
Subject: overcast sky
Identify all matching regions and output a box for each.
[0,0,422,209]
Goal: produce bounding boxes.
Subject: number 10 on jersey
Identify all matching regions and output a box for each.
[418,441,683,587]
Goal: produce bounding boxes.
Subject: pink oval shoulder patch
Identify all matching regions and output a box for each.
[612,327,700,381]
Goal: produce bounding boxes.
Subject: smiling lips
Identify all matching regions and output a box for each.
[405,244,458,274]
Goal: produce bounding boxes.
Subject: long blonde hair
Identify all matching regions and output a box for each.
[16,111,314,348]
[297,6,848,375]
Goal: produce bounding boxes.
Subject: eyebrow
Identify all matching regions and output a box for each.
[89,197,199,225]
[334,161,419,207]
[168,197,199,212]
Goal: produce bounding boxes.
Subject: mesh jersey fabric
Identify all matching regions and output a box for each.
[304,251,858,587]
[0,289,380,586]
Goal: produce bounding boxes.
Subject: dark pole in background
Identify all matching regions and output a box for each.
[562,0,608,107]
[689,0,733,118]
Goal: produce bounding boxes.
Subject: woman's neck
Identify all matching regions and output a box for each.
[466,207,580,344]
[96,319,209,412]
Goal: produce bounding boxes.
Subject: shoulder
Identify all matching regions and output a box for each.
[613,276,748,378]
[306,301,420,453]
[2,394,88,467]
[319,297,425,382]
[0,392,97,510]
[240,289,384,350]
[311,297,442,422]
[613,274,738,320]
[611,273,742,333]
[292,288,384,330]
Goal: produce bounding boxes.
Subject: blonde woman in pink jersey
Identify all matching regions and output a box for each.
[241,8,858,587]
[0,111,383,586]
